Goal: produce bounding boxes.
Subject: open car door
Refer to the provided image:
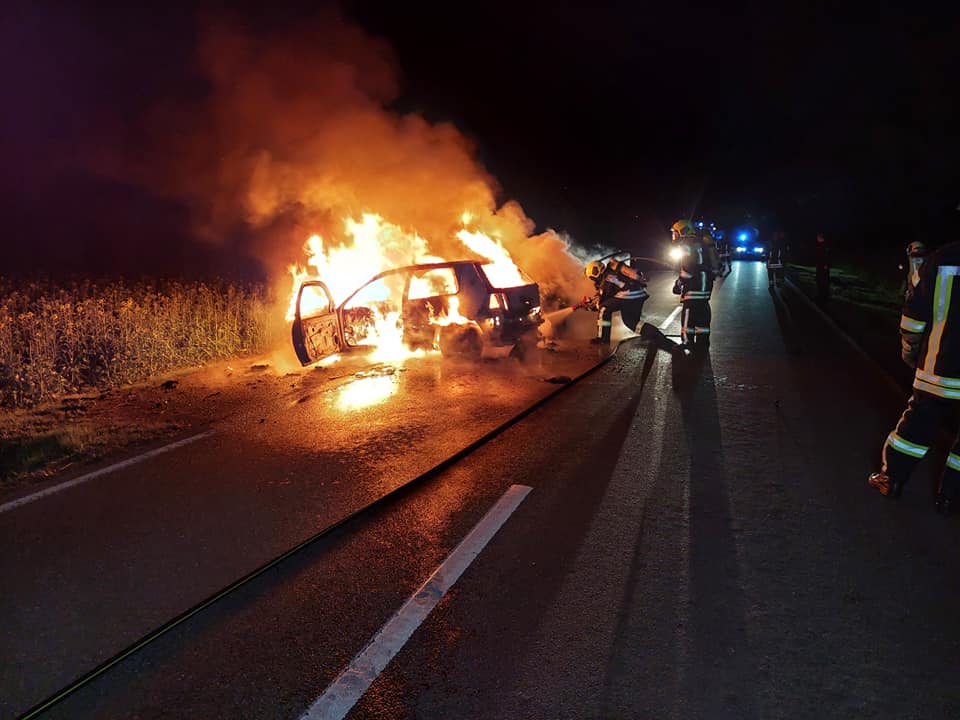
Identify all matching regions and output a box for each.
[292,281,341,365]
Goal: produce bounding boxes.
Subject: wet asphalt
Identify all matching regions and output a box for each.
[7,264,960,719]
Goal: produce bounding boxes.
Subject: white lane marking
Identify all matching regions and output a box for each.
[658,304,683,330]
[0,429,216,514]
[302,484,533,720]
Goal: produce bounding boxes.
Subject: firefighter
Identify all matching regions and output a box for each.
[767,231,787,288]
[671,219,720,351]
[905,240,928,300]
[869,239,960,512]
[714,229,731,276]
[584,258,682,354]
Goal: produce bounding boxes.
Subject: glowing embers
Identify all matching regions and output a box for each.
[335,368,399,411]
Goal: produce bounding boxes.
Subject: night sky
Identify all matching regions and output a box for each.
[2,1,958,278]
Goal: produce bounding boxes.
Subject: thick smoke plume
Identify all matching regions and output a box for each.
[138,11,593,308]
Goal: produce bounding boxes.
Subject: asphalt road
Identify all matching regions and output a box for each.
[0,272,660,719]
[7,263,960,719]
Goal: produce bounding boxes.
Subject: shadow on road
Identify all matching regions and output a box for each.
[671,350,759,719]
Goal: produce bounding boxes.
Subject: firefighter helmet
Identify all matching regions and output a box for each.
[907,241,927,257]
[585,260,606,280]
[671,219,696,241]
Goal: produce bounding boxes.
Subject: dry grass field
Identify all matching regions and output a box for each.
[0,279,273,409]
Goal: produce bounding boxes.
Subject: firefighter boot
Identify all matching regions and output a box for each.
[868,471,903,499]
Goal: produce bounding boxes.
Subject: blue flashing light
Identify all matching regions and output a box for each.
[736,246,746,253]
[738,232,748,242]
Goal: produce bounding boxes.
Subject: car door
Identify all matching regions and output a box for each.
[292,281,341,365]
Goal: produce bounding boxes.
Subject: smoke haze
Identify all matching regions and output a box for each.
[128,10,593,305]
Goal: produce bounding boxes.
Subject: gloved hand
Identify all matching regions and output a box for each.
[901,332,922,368]
[672,279,685,296]
[576,295,599,312]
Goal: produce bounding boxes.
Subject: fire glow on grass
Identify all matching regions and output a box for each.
[287,212,526,363]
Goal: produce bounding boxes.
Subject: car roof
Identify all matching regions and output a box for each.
[332,260,490,309]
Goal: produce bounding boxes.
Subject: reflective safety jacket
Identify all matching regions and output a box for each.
[676,238,720,301]
[901,241,960,399]
[597,258,649,303]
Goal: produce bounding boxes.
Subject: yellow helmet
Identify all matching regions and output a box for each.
[585,260,606,280]
[671,219,695,241]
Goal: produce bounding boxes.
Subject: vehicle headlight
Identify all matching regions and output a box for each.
[753,246,764,253]
[736,246,746,253]
[668,248,683,261]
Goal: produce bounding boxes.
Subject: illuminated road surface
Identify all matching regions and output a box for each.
[9,264,960,720]
[0,272,665,718]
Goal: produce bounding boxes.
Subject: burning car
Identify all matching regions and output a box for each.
[292,260,543,365]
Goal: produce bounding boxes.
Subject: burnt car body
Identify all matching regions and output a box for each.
[292,260,543,366]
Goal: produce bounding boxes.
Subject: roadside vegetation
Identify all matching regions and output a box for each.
[784,259,913,391]
[0,279,273,409]
[788,262,904,311]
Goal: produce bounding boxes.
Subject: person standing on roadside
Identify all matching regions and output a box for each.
[767,230,787,288]
[714,230,731,276]
[904,241,928,301]
[814,233,830,300]
[869,239,960,513]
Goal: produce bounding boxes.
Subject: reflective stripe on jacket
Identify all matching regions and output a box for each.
[905,242,960,399]
[599,259,650,303]
[677,241,717,302]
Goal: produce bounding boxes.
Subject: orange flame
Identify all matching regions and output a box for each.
[456,228,525,288]
[286,211,529,364]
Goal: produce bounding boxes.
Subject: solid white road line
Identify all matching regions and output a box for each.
[0,429,216,515]
[658,304,683,330]
[301,484,534,720]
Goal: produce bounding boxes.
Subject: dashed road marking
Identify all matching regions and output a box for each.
[301,484,533,720]
[659,305,683,330]
[0,430,216,514]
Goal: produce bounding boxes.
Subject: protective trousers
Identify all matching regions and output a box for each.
[598,298,643,343]
[681,299,711,349]
[881,389,960,498]
[598,300,675,352]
